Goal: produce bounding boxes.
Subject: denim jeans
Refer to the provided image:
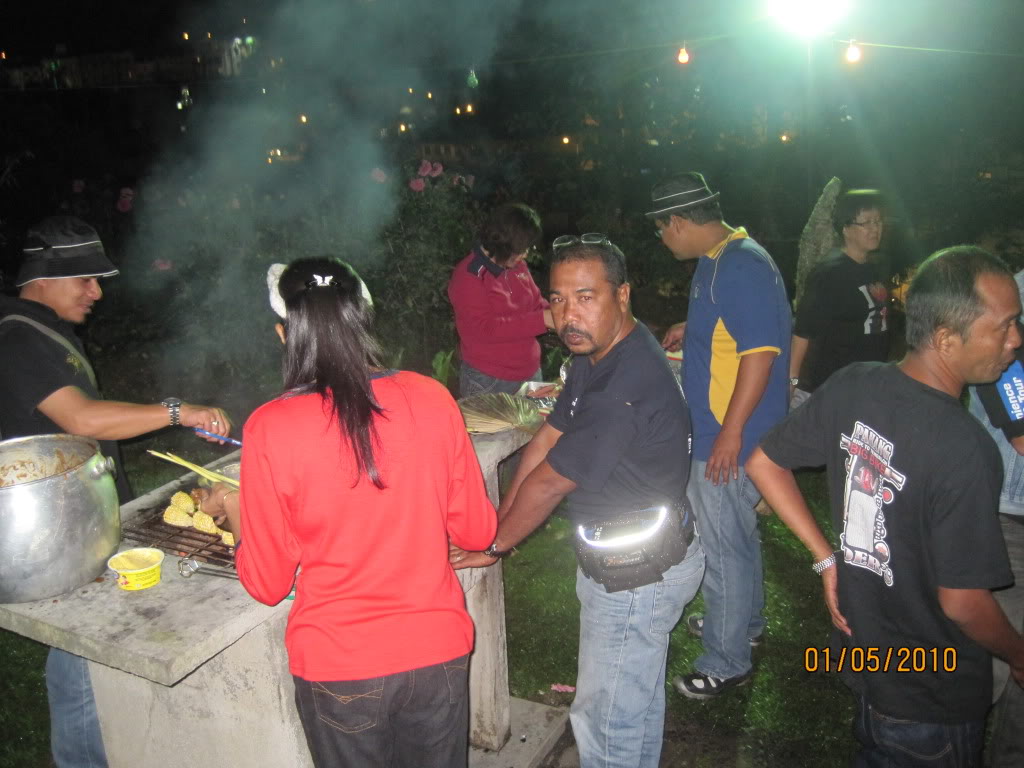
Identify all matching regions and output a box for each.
[852,696,984,767]
[988,514,1024,767]
[458,362,540,398]
[687,460,765,679]
[46,648,108,768]
[293,653,470,768]
[571,539,704,768]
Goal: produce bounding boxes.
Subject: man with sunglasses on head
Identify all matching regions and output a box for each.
[451,234,703,768]
[651,172,791,698]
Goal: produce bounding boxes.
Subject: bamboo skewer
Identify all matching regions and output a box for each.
[147,450,241,488]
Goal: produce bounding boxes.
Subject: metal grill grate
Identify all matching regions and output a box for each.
[122,509,236,569]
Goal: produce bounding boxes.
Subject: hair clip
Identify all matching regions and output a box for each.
[306,274,336,288]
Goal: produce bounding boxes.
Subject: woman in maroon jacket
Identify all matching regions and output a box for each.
[448,203,553,397]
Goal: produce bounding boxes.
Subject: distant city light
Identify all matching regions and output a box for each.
[234,38,242,46]
[261,87,266,94]
[427,91,433,99]
[845,41,862,63]
[243,17,247,24]
[1,52,6,60]
[207,32,212,39]
[768,0,850,39]
[466,104,474,113]
[562,136,570,145]
[399,124,407,132]
[455,107,461,115]
[467,69,479,88]
[299,114,308,123]
[408,88,414,94]
[677,46,690,64]
[182,33,189,41]
[780,133,791,143]
[176,101,183,110]
[267,157,272,164]
[245,36,254,46]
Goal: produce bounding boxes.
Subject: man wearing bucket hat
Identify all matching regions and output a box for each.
[650,173,791,698]
[0,215,232,768]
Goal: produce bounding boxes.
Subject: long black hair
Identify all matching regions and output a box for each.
[276,257,386,488]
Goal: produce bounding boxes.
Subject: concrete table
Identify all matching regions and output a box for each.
[0,428,537,766]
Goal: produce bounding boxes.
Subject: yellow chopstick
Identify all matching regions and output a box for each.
[146,450,241,488]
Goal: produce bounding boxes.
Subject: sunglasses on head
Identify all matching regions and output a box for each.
[552,233,612,251]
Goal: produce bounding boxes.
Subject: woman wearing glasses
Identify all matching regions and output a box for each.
[447,203,554,397]
[790,189,891,407]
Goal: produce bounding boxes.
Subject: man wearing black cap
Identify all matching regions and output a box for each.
[649,173,791,698]
[0,216,232,768]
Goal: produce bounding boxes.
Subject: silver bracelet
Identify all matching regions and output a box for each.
[812,553,837,575]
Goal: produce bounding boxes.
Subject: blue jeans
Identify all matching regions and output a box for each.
[571,540,704,768]
[293,654,470,768]
[852,696,984,767]
[46,648,108,768]
[687,460,765,679]
[458,362,540,398]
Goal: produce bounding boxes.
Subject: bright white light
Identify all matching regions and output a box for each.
[768,0,850,39]
[845,41,862,63]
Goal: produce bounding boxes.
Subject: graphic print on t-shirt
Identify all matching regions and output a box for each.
[858,281,889,335]
[839,420,906,586]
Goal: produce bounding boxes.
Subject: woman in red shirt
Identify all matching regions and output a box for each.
[448,203,553,397]
[206,258,496,768]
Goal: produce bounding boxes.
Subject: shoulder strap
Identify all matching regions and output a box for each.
[0,315,98,389]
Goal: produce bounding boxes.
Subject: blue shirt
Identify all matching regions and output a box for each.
[682,231,791,464]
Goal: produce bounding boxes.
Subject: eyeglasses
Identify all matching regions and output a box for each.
[552,232,611,251]
[849,218,884,230]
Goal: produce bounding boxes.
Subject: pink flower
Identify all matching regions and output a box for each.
[371,168,388,183]
[550,683,576,693]
[429,162,443,177]
[152,259,174,271]
[417,159,432,177]
[408,178,426,192]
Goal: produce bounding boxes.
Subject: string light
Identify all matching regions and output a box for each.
[677,45,690,64]
[466,104,474,113]
[845,40,862,63]
[455,107,461,115]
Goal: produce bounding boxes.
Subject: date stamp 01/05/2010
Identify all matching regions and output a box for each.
[804,646,958,674]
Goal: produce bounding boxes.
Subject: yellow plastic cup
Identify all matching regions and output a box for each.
[107,548,165,591]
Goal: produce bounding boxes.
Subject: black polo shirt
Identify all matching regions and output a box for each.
[0,295,131,499]
[546,323,691,525]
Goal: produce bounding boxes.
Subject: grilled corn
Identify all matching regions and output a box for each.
[162,505,193,527]
[170,491,195,514]
[192,511,221,535]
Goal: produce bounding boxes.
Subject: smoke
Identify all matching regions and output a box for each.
[108,0,528,412]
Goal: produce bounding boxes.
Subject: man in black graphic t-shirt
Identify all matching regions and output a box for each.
[748,246,1024,767]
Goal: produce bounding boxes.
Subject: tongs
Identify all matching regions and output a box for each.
[178,556,240,580]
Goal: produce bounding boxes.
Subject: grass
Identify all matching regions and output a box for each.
[504,469,858,767]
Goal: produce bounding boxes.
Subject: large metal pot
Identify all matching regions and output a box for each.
[0,434,120,603]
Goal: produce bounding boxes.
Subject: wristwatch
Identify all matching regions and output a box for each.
[161,397,183,427]
[483,541,510,558]
[789,377,800,387]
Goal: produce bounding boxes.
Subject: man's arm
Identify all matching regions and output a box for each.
[37,386,231,441]
[451,422,569,569]
[661,322,685,351]
[746,446,850,635]
[706,350,775,485]
[938,587,1024,685]
[789,335,809,391]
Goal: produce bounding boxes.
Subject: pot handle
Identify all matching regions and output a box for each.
[91,456,118,479]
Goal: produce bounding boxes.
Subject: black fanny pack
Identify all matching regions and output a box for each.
[574,503,694,593]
